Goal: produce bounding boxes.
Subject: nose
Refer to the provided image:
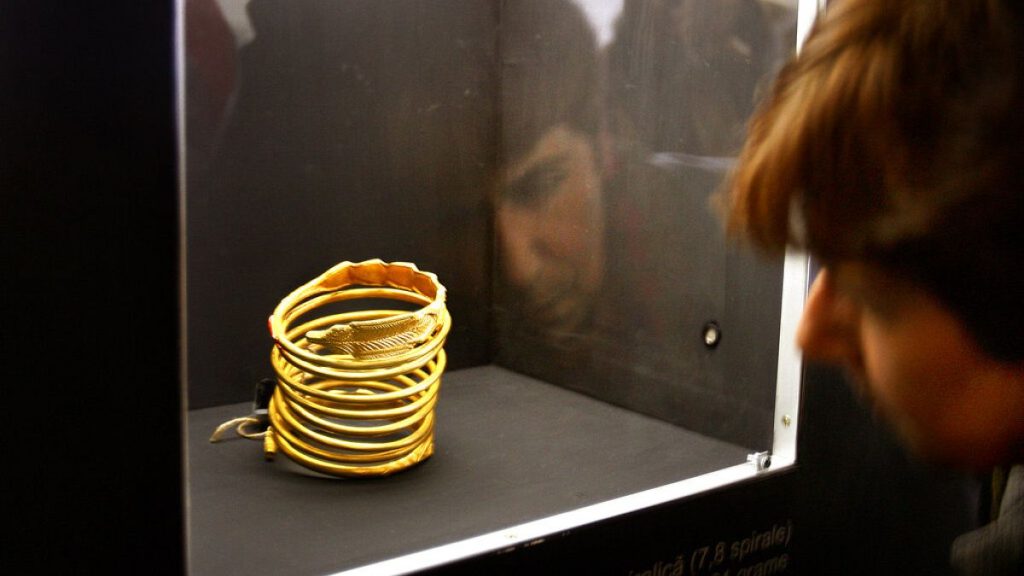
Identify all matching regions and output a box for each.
[797,268,862,366]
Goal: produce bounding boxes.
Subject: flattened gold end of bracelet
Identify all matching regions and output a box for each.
[263,428,277,461]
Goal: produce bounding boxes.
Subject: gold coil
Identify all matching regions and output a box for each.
[264,259,451,477]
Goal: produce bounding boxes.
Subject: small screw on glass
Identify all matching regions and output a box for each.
[702,321,721,348]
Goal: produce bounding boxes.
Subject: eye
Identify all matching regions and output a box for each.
[502,155,569,208]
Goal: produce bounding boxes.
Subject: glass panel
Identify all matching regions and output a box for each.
[183,1,800,573]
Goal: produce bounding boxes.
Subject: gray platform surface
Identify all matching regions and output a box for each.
[187,365,750,575]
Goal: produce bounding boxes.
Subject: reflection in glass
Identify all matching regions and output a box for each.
[495,0,606,356]
[495,0,796,450]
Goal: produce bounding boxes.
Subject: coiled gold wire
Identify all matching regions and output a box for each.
[265,260,451,477]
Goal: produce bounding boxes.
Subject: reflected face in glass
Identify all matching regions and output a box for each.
[496,123,605,338]
[797,264,1024,469]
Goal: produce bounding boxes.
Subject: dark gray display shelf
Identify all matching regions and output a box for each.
[187,365,751,575]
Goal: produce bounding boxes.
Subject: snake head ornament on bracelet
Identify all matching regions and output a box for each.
[305,311,437,359]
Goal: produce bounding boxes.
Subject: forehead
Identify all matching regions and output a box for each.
[505,124,591,179]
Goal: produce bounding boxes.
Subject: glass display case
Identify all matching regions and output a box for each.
[183,1,816,573]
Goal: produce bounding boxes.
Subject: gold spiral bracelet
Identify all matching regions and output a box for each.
[213,260,451,478]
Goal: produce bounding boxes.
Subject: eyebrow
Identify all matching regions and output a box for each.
[501,153,570,208]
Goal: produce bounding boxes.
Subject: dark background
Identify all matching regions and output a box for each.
[2,2,184,573]
[2,1,976,574]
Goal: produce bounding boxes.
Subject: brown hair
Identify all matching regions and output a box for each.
[725,0,1024,360]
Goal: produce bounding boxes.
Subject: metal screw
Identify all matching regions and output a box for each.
[702,321,721,348]
[782,415,792,427]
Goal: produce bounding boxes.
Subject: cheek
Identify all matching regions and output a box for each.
[546,169,603,247]
[857,322,919,409]
[856,316,992,461]
[496,206,539,286]
[857,320,959,451]
[534,182,605,286]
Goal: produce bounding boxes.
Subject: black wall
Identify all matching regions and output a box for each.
[3,1,184,573]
